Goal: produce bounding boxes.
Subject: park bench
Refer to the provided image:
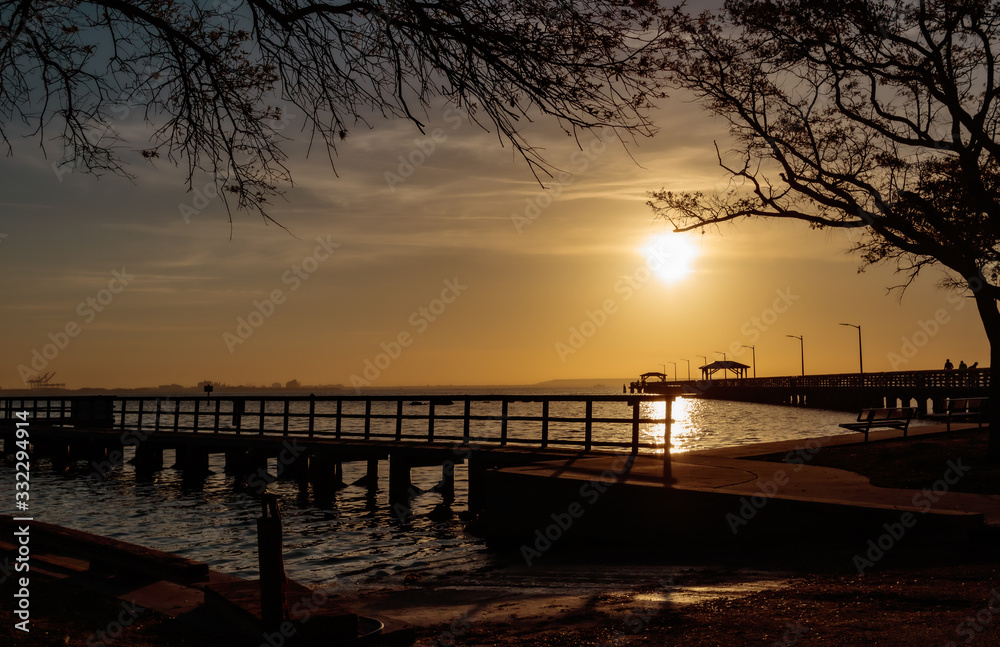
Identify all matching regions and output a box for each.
[839,407,916,442]
[926,397,988,433]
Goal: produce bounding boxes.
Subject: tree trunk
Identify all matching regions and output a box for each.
[973,286,1000,460]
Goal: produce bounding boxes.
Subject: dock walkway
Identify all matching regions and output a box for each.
[479,423,1000,548]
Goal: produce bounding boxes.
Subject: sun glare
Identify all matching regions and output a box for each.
[641,233,699,283]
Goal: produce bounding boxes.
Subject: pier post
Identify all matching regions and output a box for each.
[224,449,244,476]
[440,461,455,505]
[388,456,412,506]
[467,453,487,513]
[49,441,71,473]
[276,452,309,483]
[181,445,210,477]
[134,444,164,474]
[366,459,379,492]
[257,494,288,633]
[309,452,346,502]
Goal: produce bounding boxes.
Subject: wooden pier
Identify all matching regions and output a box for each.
[631,367,990,413]
[0,393,678,512]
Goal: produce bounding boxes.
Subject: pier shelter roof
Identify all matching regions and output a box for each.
[699,360,750,380]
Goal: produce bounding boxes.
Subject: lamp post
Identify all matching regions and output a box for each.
[682,359,691,381]
[786,335,804,376]
[668,361,677,382]
[696,355,707,380]
[741,344,756,378]
[839,323,863,376]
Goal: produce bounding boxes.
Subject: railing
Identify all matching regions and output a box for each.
[0,394,674,454]
[638,368,990,391]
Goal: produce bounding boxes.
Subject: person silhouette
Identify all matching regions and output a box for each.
[959,360,968,370]
[944,359,954,370]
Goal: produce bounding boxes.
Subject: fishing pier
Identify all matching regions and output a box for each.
[631,367,990,413]
[0,393,678,512]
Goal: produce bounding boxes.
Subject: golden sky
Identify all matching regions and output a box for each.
[0,96,990,389]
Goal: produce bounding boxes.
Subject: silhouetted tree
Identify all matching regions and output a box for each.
[1,0,671,222]
[649,0,1000,456]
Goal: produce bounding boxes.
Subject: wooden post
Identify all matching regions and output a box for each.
[631,399,640,454]
[364,400,372,440]
[366,459,379,493]
[662,397,674,485]
[193,399,200,434]
[389,456,411,505]
[396,400,403,441]
[135,444,164,474]
[214,398,222,433]
[308,395,315,438]
[335,399,342,439]
[282,400,290,436]
[463,399,471,443]
[585,400,593,452]
[500,400,509,445]
[541,400,549,448]
[428,401,436,442]
[440,461,455,505]
[257,494,288,633]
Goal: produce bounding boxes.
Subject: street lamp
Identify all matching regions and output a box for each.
[741,344,756,378]
[682,359,691,381]
[786,335,804,376]
[668,361,677,382]
[839,323,863,375]
[696,354,707,380]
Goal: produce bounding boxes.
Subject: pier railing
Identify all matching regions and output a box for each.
[0,394,674,454]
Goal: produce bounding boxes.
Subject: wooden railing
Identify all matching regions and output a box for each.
[0,394,674,454]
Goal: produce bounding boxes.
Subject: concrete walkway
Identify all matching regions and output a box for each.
[499,423,1000,527]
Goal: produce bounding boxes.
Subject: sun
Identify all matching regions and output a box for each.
[641,233,699,283]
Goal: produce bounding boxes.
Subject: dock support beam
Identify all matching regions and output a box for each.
[440,462,455,505]
[388,456,411,506]
[134,444,164,474]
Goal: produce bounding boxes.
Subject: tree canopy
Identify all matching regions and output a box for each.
[1,0,671,220]
[649,0,1000,452]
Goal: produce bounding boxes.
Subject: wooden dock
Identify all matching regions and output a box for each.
[0,393,679,511]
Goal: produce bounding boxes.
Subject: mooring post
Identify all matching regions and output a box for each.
[257,493,288,634]
[440,461,455,505]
